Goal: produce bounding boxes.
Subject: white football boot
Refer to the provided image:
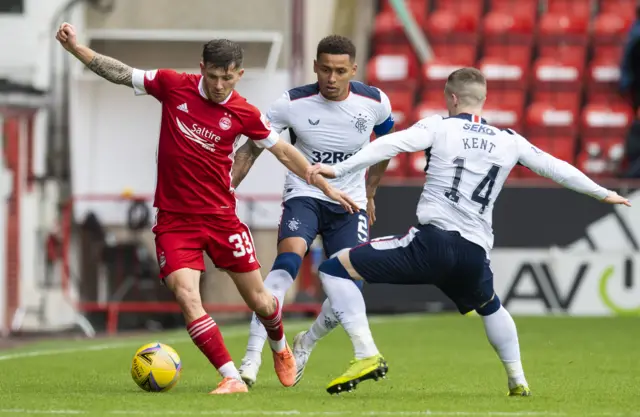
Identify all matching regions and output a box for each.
[238,356,261,388]
[292,331,315,386]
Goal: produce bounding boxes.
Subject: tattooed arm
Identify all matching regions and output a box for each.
[56,22,133,87]
[231,139,265,189]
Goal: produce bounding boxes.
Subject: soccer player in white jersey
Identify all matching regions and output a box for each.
[231,35,395,387]
[306,67,631,395]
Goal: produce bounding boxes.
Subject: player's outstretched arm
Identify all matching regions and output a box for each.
[231,139,265,189]
[306,121,434,182]
[516,135,631,206]
[56,22,133,87]
[267,140,359,213]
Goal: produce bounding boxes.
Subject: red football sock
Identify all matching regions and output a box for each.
[187,315,233,370]
[256,296,285,343]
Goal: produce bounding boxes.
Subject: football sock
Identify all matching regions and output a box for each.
[481,306,528,388]
[305,298,339,348]
[319,271,379,359]
[255,296,287,352]
[187,315,240,380]
[246,269,293,358]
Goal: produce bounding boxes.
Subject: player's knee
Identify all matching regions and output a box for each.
[249,293,274,317]
[476,294,501,316]
[171,282,203,318]
[318,257,352,280]
[271,252,303,279]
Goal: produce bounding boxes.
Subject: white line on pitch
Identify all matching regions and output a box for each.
[0,409,636,416]
[0,314,425,362]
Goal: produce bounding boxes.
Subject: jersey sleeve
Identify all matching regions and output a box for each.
[333,116,439,177]
[373,89,395,136]
[242,105,280,149]
[515,133,609,200]
[131,69,180,101]
[265,92,290,134]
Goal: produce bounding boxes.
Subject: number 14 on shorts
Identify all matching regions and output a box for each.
[229,232,255,262]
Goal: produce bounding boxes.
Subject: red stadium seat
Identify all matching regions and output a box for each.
[483,44,532,67]
[425,9,479,45]
[483,10,536,36]
[431,44,477,64]
[478,57,528,90]
[434,0,484,16]
[366,53,421,86]
[546,0,591,18]
[373,2,428,43]
[482,12,535,65]
[525,102,578,138]
[483,90,526,130]
[600,0,637,16]
[531,57,583,112]
[385,87,417,131]
[593,12,632,45]
[580,102,635,139]
[537,43,587,67]
[593,45,624,62]
[489,0,537,15]
[422,58,467,92]
[577,137,626,178]
[538,13,589,59]
[586,56,623,103]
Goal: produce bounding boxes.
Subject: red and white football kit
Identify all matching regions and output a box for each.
[131,69,279,277]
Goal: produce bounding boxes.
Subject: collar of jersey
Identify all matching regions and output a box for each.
[449,113,487,124]
[198,76,233,104]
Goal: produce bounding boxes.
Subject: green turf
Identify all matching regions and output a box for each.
[0,314,638,416]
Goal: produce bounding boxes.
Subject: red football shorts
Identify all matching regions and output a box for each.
[153,210,261,278]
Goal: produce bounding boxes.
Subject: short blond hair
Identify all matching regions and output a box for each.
[444,67,487,107]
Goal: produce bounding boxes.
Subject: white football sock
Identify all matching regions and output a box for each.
[303,298,339,349]
[319,271,379,359]
[245,269,293,358]
[218,361,242,380]
[481,306,528,388]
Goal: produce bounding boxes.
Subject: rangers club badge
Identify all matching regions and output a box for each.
[219,116,232,130]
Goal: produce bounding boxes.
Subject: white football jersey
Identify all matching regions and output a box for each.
[266,82,394,207]
[332,113,609,254]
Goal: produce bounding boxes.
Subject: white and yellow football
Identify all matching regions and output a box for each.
[131,342,182,392]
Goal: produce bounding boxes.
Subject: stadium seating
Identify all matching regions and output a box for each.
[365,0,636,179]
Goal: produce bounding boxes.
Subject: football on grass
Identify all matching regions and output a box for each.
[131,342,182,392]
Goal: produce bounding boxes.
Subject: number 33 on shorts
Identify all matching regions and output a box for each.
[229,231,255,259]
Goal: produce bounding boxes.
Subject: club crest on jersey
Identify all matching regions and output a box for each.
[287,218,301,231]
[219,116,232,131]
[351,113,371,134]
[157,251,166,268]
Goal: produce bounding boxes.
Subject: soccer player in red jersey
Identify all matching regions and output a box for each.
[56,22,358,394]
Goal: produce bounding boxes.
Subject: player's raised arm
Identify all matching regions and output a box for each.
[515,132,631,206]
[307,117,437,182]
[56,22,133,87]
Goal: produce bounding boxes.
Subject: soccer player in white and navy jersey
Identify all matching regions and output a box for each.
[306,68,631,395]
[231,35,395,387]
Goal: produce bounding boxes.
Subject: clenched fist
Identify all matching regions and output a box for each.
[55,22,78,52]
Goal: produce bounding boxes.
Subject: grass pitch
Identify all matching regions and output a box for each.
[0,314,638,417]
